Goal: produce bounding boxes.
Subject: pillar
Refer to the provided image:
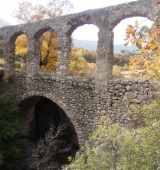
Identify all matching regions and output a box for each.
[95,29,114,91]
[56,34,71,81]
[4,42,15,75]
[27,38,40,76]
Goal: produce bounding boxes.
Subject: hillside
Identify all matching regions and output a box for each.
[73,39,140,54]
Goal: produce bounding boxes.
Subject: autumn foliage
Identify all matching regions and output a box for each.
[125,21,160,80]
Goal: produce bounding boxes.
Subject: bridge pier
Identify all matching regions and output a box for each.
[56,34,72,81]
[27,38,40,76]
[95,29,114,91]
[4,42,15,75]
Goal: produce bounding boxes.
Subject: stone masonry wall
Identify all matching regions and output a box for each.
[0,73,156,145]
[0,0,159,146]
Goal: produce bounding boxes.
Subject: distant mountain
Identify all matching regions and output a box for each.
[73,39,140,54]
[0,18,10,28]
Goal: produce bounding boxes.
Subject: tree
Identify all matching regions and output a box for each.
[70,47,88,74]
[12,0,73,71]
[125,21,160,80]
[12,0,73,23]
[69,99,160,170]
[0,40,4,72]
[0,93,21,170]
[70,47,97,76]
[31,124,67,170]
[39,31,58,70]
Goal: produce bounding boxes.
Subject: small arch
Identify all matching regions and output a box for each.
[0,37,4,71]
[9,31,24,44]
[34,27,52,39]
[34,27,59,75]
[70,24,98,78]
[113,16,153,76]
[110,13,153,30]
[8,31,28,73]
[66,14,93,36]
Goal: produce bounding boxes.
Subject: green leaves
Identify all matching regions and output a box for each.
[0,93,21,169]
[70,100,160,170]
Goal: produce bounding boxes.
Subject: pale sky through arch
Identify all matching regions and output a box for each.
[0,0,153,44]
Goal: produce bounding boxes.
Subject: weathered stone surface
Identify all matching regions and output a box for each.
[0,2,159,169]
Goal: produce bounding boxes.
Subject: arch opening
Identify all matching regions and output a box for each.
[35,28,58,75]
[0,38,4,77]
[112,16,153,77]
[18,96,79,168]
[70,24,99,78]
[15,34,27,72]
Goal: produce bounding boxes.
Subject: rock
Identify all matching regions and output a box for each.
[125,85,131,91]
[101,110,107,114]
[121,80,130,85]
[124,92,134,99]
[137,95,148,101]
[130,98,141,103]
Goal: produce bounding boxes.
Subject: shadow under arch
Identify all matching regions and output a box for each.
[34,27,53,39]
[18,95,79,167]
[9,31,26,44]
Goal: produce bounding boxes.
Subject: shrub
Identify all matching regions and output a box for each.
[0,93,21,170]
[69,100,160,170]
[113,65,122,75]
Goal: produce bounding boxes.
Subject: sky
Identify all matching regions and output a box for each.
[0,0,153,44]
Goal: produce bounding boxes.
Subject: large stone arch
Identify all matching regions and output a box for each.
[17,92,79,144]
[17,91,67,114]
[16,93,79,169]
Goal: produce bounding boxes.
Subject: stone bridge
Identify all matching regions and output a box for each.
[0,0,160,147]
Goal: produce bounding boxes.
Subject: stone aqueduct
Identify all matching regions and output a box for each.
[0,0,160,145]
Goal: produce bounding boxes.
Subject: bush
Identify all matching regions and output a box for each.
[0,93,21,170]
[69,100,160,170]
[113,65,122,75]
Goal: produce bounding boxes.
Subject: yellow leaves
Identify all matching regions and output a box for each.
[139,38,144,44]
[150,43,157,51]
[126,25,133,32]
[39,30,58,70]
[15,34,27,56]
[70,47,96,75]
[125,21,160,80]
[15,30,59,71]
[141,47,145,53]
[131,39,135,45]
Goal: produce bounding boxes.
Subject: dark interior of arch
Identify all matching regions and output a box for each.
[34,97,78,147]
[18,96,79,167]
[10,31,24,44]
